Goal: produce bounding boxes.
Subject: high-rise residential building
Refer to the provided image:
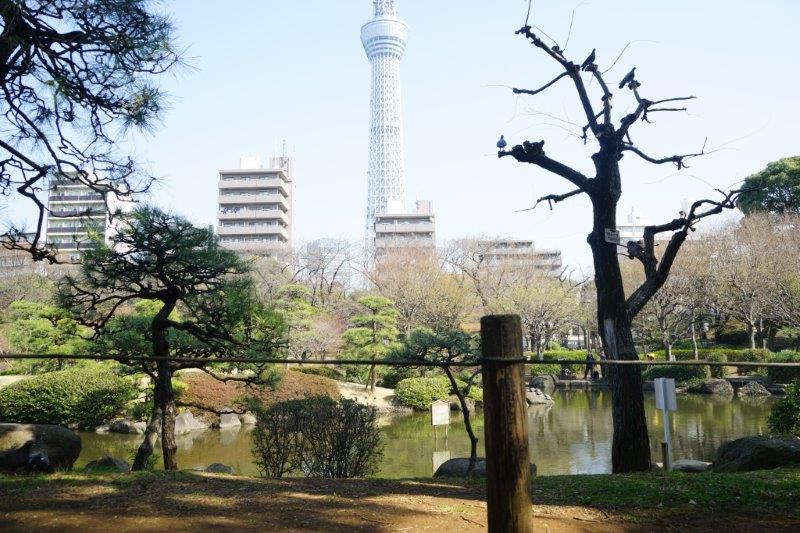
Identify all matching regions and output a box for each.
[478,239,563,276]
[374,199,435,249]
[217,155,293,255]
[45,173,130,263]
[617,206,648,244]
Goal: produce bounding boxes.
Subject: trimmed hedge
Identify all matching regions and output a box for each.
[394,377,451,410]
[394,376,483,411]
[768,380,800,436]
[0,365,136,429]
[767,352,800,384]
[642,364,710,383]
[291,366,344,381]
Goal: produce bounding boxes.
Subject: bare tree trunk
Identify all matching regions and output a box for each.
[690,322,699,360]
[443,366,479,475]
[156,360,178,470]
[132,395,162,471]
[747,322,756,350]
[590,180,651,474]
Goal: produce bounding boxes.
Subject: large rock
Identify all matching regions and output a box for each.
[671,459,711,473]
[712,436,800,472]
[219,412,242,429]
[84,455,131,473]
[689,379,734,396]
[240,413,257,425]
[530,374,557,394]
[433,458,537,478]
[525,388,554,405]
[204,463,234,474]
[0,423,81,473]
[109,419,146,435]
[174,411,209,435]
[738,381,771,397]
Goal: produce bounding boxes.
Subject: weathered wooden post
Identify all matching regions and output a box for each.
[480,314,533,532]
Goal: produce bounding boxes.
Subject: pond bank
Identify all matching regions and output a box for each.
[1,469,798,531]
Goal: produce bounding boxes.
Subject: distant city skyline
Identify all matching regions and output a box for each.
[3,0,798,272]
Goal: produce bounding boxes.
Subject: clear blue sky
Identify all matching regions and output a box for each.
[9,1,800,271]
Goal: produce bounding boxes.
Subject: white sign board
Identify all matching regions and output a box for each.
[431,399,451,427]
[604,228,621,245]
[654,378,677,411]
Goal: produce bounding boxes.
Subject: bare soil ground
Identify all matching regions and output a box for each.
[1,471,798,532]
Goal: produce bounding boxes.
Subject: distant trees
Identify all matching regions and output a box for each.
[738,157,800,215]
[341,295,401,392]
[59,207,285,470]
[0,0,183,260]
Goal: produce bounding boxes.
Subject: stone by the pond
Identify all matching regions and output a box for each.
[109,419,146,435]
[671,459,711,473]
[0,423,81,473]
[530,374,557,394]
[175,411,208,435]
[738,381,771,397]
[689,379,734,396]
[526,388,554,405]
[204,463,234,474]
[219,412,242,429]
[449,397,475,413]
[84,455,131,473]
[240,413,257,425]
[712,436,800,472]
[433,458,537,478]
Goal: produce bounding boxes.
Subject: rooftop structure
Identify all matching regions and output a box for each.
[217,155,294,255]
[374,199,435,249]
[617,206,648,244]
[361,0,409,241]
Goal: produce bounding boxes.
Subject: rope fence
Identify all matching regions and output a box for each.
[2,353,800,367]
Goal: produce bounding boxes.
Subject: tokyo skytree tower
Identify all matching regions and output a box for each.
[361,0,408,239]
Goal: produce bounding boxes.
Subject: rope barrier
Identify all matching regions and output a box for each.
[2,353,799,367]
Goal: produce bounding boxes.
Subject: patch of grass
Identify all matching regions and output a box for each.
[532,469,800,515]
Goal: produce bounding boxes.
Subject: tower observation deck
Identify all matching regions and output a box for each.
[361,0,408,241]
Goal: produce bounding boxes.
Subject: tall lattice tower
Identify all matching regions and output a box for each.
[361,0,408,241]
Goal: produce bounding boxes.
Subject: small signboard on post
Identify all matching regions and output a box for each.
[654,377,677,471]
[604,228,621,245]
[431,399,450,440]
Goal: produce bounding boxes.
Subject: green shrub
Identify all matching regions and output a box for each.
[642,364,710,383]
[251,396,383,479]
[768,380,800,436]
[380,367,418,389]
[291,366,343,381]
[394,377,452,410]
[735,349,771,375]
[706,352,728,378]
[0,365,136,428]
[767,352,800,384]
[529,363,562,376]
[125,378,187,421]
[541,351,584,374]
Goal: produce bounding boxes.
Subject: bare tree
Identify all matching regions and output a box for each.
[299,239,354,309]
[499,26,741,472]
[0,0,182,260]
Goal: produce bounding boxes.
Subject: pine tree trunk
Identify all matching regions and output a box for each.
[443,366,479,475]
[132,395,162,471]
[156,360,178,470]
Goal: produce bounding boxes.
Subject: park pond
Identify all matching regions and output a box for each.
[74,389,775,477]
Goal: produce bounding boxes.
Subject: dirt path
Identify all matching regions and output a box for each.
[1,472,798,532]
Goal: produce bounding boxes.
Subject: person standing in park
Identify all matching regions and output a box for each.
[583,352,596,380]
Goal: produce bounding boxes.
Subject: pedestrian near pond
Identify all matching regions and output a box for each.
[583,352,596,380]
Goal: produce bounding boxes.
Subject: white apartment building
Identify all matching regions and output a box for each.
[374,199,435,249]
[217,155,293,255]
[478,239,563,276]
[45,174,130,263]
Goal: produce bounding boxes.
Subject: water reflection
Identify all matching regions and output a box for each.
[75,390,774,478]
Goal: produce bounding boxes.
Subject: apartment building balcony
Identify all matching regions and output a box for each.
[218,194,287,206]
[374,222,435,234]
[218,209,289,224]
[219,240,286,252]
[217,225,289,240]
[218,177,288,195]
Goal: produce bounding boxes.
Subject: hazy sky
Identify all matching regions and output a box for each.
[7,1,799,271]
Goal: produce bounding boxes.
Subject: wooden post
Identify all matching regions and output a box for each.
[481,314,533,532]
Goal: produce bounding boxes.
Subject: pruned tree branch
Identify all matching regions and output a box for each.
[499,140,592,191]
[625,189,742,319]
[517,188,584,212]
